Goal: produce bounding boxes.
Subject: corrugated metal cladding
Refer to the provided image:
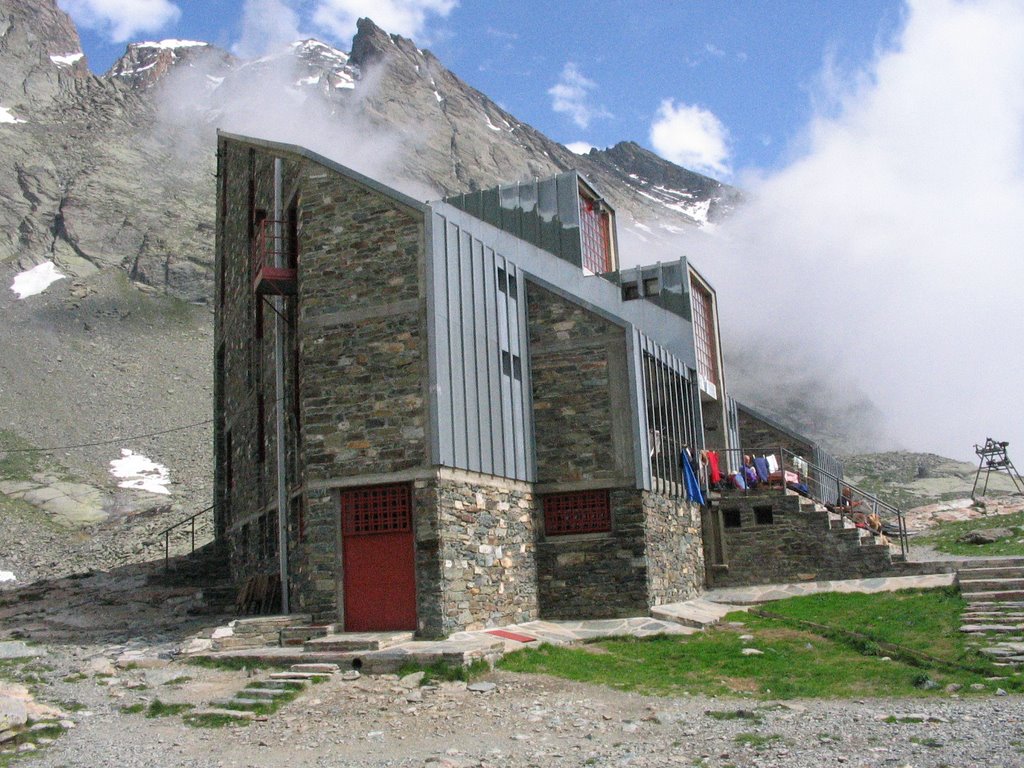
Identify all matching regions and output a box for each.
[429,212,536,482]
[628,328,701,497]
[444,172,583,270]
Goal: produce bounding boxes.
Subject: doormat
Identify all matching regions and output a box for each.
[485,629,537,643]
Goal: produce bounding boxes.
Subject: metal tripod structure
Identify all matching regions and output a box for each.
[971,437,1024,499]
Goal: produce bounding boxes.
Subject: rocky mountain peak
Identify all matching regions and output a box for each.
[349,17,400,68]
[106,40,235,90]
[0,0,88,107]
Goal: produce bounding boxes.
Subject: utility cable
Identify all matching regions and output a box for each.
[1,419,214,454]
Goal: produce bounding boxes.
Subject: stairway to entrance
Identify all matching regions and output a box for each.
[957,557,1024,666]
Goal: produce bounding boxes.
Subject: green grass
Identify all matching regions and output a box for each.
[185,656,287,671]
[734,732,783,749]
[146,700,195,718]
[914,509,1024,557]
[184,712,251,729]
[0,720,67,767]
[120,703,146,714]
[396,659,491,685]
[498,588,1015,699]
[162,676,193,686]
[0,430,43,481]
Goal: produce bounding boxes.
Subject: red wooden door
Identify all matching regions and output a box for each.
[341,484,417,632]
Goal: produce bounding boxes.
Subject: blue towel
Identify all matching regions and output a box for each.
[681,451,706,505]
[753,456,770,483]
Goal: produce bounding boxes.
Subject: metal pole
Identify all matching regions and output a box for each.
[273,158,290,614]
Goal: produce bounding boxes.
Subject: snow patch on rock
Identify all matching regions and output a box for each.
[10,261,65,298]
[109,450,171,495]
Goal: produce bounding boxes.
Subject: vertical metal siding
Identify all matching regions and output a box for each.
[429,213,534,482]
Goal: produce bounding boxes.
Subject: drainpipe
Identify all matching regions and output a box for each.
[273,157,290,614]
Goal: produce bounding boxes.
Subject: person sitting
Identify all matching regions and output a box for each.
[742,455,759,488]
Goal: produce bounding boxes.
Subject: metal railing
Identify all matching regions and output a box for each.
[156,504,214,571]
[713,446,908,558]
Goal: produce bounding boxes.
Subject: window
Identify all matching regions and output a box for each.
[691,279,718,384]
[497,266,518,299]
[543,490,611,535]
[341,484,412,535]
[722,508,741,528]
[641,348,697,490]
[643,277,660,296]
[754,506,774,525]
[579,184,613,273]
[622,282,640,301]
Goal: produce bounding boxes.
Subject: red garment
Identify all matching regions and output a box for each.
[707,451,721,484]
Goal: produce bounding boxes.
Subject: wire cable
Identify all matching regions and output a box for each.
[1,419,214,454]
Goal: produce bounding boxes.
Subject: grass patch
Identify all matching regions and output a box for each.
[914,509,1024,557]
[162,676,193,686]
[705,709,763,723]
[396,659,490,685]
[120,703,146,714]
[0,430,44,481]
[185,656,286,672]
[184,712,252,729]
[734,732,783,749]
[146,700,194,718]
[498,589,1015,699]
[62,673,87,683]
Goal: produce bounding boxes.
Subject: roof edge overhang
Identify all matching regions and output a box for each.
[217,130,431,217]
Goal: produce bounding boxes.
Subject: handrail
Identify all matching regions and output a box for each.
[157,504,214,571]
[715,446,908,558]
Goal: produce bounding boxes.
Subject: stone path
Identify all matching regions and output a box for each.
[957,557,1024,665]
[698,572,957,605]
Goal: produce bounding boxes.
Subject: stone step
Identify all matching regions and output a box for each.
[958,567,1024,580]
[231,615,314,636]
[965,590,1024,602]
[651,598,739,629]
[269,672,325,681]
[962,612,1024,621]
[304,632,414,653]
[960,579,1024,593]
[964,600,1024,610]
[280,625,332,646]
[960,624,1023,634]
[237,687,293,700]
[290,663,340,674]
[258,679,306,690]
[190,707,258,720]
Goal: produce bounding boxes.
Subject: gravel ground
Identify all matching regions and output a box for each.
[12,650,1024,768]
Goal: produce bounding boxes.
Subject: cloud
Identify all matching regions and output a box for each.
[58,0,180,42]
[548,62,611,129]
[233,0,303,58]
[311,0,457,41]
[565,141,594,155]
[690,0,1024,460]
[649,99,731,177]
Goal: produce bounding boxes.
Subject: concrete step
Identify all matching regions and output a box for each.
[190,707,257,720]
[964,590,1024,602]
[269,672,325,681]
[958,567,1024,580]
[281,625,332,646]
[960,623,1023,634]
[955,558,1024,569]
[291,662,340,674]
[960,578,1024,593]
[304,631,414,653]
[962,612,1024,621]
[237,687,292,700]
[964,600,1024,610]
[258,679,306,690]
[651,598,739,629]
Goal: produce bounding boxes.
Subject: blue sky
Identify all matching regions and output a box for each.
[61,0,905,179]
[54,0,1024,460]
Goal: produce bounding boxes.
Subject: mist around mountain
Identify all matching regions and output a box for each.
[0,0,895,550]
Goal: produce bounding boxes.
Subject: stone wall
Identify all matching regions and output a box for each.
[710,491,893,587]
[526,283,633,485]
[643,492,705,603]
[414,472,539,637]
[737,407,813,460]
[536,489,647,619]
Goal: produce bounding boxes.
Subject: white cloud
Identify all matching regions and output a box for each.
[58,0,180,43]
[234,0,303,58]
[311,0,456,41]
[565,141,594,155]
[692,0,1024,460]
[649,99,731,177]
[548,62,611,130]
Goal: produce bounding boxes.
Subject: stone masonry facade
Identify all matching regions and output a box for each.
[709,492,892,588]
[215,135,713,636]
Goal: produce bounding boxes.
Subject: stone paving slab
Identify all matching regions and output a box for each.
[702,573,956,606]
[652,598,746,628]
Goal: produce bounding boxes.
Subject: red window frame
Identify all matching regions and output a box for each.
[579,187,612,274]
[341,484,412,536]
[690,279,718,383]
[543,490,611,536]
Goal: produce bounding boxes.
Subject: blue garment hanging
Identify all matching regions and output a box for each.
[681,450,706,506]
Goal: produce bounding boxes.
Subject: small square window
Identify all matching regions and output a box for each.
[512,354,522,381]
[754,506,774,525]
[623,283,640,301]
[501,350,512,376]
[544,490,611,535]
[643,277,660,296]
[497,267,507,293]
[722,508,741,528]
[507,273,518,299]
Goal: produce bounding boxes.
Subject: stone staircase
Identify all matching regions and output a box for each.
[192,662,341,721]
[148,541,236,615]
[957,558,1024,665]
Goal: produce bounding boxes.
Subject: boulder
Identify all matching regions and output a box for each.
[959,528,1014,544]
